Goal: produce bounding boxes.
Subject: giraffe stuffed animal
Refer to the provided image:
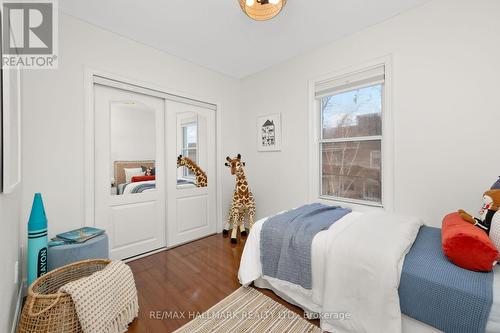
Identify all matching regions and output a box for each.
[177,155,207,187]
[224,154,256,244]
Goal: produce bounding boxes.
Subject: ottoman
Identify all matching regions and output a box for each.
[48,233,109,271]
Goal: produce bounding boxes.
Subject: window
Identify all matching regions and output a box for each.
[316,65,385,205]
[181,122,197,178]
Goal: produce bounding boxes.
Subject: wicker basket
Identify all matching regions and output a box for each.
[17,259,111,333]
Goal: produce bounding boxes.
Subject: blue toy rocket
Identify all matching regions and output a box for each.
[27,193,48,286]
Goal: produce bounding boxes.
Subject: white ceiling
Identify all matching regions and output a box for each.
[61,0,429,79]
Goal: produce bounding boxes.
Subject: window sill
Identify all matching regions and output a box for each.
[317,196,385,213]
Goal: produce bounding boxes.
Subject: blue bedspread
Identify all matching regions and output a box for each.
[399,226,493,333]
[261,203,351,289]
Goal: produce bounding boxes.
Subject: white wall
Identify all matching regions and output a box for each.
[240,0,500,226]
[1,65,23,332]
[21,14,241,239]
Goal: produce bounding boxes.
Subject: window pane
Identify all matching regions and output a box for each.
[321,140,381,203]
[321,84,382,139]
[186,124,197,147]
[181,123,198,178]
[186,149,197,163]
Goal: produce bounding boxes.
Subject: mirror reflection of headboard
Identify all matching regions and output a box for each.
[113,160,155,185]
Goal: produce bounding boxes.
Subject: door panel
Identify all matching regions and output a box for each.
[166,101,216,247]
[94,84,165,259]
[111,201,158,248]
[177,196,208,233]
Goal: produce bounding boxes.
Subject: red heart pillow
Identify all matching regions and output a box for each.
[442,212,499,271]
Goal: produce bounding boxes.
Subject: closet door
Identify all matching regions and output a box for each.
[94,84,166,259]
[166,101,216,247]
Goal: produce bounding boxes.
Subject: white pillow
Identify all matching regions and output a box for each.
[490,211,500,252]
[124,168,144,183]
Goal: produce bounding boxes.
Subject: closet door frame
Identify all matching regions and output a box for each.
[84,68,224,254]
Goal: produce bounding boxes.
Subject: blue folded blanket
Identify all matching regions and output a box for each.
[260,203,351,289]
[399,226,493,333]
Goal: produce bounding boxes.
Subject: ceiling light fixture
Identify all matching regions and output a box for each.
[239,0,287,21]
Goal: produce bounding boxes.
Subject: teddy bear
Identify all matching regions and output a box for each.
[459,189,500,234]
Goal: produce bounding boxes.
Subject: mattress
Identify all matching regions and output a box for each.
[399,226,495,333]
[241,213,500,332]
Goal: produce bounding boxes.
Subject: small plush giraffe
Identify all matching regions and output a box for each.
[224,154,256,244]
[177,155,207,187]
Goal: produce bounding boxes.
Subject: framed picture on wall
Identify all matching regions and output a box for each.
[257,113,281,152]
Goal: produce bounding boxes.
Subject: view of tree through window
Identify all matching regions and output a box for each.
[182,123,197,177]
[320,84,382,203]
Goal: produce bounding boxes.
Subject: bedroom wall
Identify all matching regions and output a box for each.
[21,14,241,239]
[110,104,156,178]
[1,71,23,333]
[239,0,500,226]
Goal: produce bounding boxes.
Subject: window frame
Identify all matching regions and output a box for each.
[319,84,384,206]
[308,57,394,212]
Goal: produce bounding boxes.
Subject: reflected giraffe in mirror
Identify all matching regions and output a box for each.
[177,155,207,187]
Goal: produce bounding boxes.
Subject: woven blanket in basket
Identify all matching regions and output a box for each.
[60,260,139,333]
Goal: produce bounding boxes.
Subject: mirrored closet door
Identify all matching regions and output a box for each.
[94,84,166,259]
[91,76,218,259]
[166,101,217,247]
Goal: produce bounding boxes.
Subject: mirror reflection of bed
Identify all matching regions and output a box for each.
[112,160,156,195]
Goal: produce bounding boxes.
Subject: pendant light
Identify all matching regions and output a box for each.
[239,0,287,21]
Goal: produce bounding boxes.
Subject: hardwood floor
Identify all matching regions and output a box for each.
[126,233,318,332]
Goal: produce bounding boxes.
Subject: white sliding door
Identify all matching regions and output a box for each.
[166,101,217,247]
[94,84,166,259]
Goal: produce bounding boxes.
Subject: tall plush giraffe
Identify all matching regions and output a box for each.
[177,155,207,187]
[224,154,256,244]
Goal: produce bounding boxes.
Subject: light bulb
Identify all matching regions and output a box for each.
[269,0,280,4]
[246,0,255,6]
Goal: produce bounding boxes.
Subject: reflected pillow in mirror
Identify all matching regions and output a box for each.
[131,175,155,183]
[124,168,145,183]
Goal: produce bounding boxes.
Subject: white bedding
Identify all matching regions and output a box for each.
[239,212,500,333]
[121,180,156,194]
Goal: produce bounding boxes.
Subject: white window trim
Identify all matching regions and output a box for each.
[308,56,394,212]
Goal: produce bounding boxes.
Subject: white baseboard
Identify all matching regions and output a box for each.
[10,280,25,333]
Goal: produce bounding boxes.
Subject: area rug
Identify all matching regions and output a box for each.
[173,287,321,332]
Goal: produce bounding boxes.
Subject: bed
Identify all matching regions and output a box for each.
[239,207,500,333]
[112,160,197,194]
[176,177,197,189]
[113,160,156,195]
